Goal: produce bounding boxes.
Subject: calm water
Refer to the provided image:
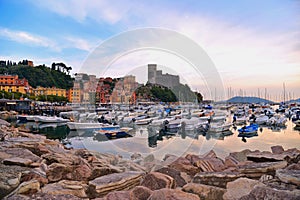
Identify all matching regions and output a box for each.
[20,118,300,160]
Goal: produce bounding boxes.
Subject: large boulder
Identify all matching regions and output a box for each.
[223,178,264,200]
[247,151,286,162]
[88,171,144,198]
[20,170,48,187]
[224,149,257,168]
[238,161,287,178]
[104,191,130,200]
[185,154,201,165]
[4,180,40,198]
[169,157,199,176]
[0,163,28,198]
[0,147,41,163]
[2,157,33,167]
[41,180,88,199]
[276,169,300,186]
[156,167,187,187]
[46,161,92,182]
[141,172,175,190]
[182,183,226,200]
[193,172,244,188]
[42,152,87,166]
[271,145,285,154]
[130,186,153,200]
[89,166,121,180]
[239,185,300,200]
[194,157,226,172]
[148,188,200,200]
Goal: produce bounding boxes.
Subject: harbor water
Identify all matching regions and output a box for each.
[18,117,300,160]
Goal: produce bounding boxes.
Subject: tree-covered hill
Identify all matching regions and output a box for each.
[135,83,203,103]
[0,64,74,89]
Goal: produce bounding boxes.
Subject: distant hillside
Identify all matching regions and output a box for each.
[287,98,300,103]
[0,64,74,89]
[227,96,274,104]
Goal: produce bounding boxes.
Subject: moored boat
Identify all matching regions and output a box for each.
[67,122,119,131]
[238,124,259,136]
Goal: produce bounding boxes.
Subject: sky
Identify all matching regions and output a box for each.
[0,0,299,101]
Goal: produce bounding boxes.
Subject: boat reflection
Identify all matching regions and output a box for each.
[238,132,259,143]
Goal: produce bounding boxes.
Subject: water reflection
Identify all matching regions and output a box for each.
[15,120,300,158]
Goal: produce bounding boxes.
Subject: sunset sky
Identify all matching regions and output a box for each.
[1,0,299,101]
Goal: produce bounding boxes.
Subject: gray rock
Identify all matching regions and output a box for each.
[240,185,300,200]
[271,145,285,154]
[276,169,300,186]
[223,178,264,200]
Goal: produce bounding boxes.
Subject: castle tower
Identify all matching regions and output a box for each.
[148,64,157,84]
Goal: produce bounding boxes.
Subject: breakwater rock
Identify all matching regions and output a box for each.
[0,122,299,199]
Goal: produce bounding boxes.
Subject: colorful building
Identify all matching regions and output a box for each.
[110,75,138,104]
[32,86,66,97]
[96,77,113,104]
[0,74,31,94]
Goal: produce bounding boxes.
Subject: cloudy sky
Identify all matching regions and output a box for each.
[0,0,299,100]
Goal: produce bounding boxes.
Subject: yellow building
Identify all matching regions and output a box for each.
[0,74,31,94]
[33,86,66,97]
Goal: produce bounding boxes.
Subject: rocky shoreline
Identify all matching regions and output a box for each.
[0,121,299,199]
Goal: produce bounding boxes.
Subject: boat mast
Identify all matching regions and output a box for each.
[283,82,286,104]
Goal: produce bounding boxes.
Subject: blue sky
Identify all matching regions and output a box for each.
[0,0,299,100]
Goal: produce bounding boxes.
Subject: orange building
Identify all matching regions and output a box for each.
[0,74,31,94]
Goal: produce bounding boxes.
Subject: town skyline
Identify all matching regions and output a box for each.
[1,1,299,100]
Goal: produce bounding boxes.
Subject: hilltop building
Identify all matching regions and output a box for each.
[27,60,34,67]
[0,74,31,94]
[148,64,180,88]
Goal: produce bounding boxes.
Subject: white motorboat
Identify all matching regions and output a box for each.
[209,122,232,133]
[266,115,287,127]
[234,115,247,125]
[135,116,159,125]
[34,116,70,123]
[255,115,269,125]
[67,122,119,131]
[180,117,206,131]
[167,118,181,130]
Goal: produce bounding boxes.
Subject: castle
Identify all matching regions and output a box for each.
[147,64,180,88]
